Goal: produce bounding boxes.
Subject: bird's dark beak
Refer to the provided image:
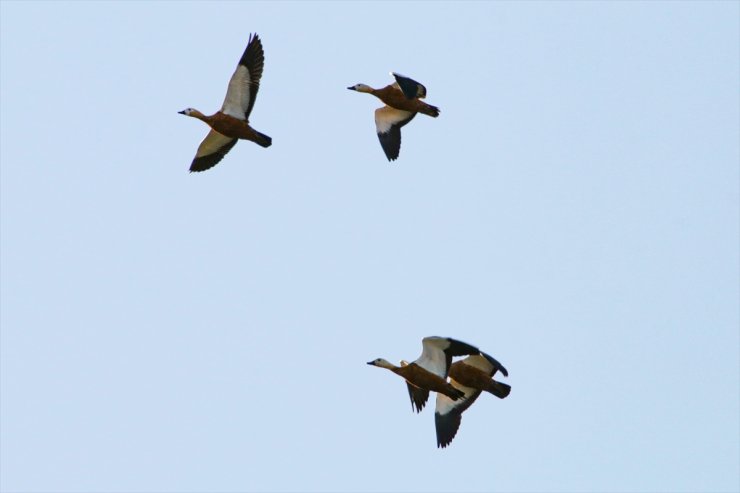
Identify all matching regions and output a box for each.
[347,86,356,91]
[177,110,186,115]
[366,361,375,366]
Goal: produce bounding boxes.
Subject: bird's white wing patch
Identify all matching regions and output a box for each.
[460,354,495,374]
[189,129,238,172]
[414,336,449,378]
[434,377,482,448]
[221,65,251,119]
[435,378,478,416]
[374,106,413,135]
[195,129,234,158]
[435,393,458,417]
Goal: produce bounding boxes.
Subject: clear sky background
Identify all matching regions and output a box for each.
[1,2,738,492]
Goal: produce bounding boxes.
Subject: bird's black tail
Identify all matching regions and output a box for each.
[487,381,511,399]
[420,103,440,118]
[253,130,272,148]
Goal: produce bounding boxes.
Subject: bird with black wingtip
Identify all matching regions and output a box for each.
[348,72,439,161]
[179,33,272,172]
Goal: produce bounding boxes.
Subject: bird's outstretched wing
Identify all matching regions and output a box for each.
[189,130,238,172]
[221,33,265,120]
[392,72,427,99]
[374,106,415,161]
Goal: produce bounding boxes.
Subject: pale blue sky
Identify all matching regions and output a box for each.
[1,1,738,492]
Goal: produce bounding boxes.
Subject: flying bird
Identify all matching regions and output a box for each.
[348,72,439,161]
[367,336,480,412]
[434,352,511,448]
[179,33,271,172]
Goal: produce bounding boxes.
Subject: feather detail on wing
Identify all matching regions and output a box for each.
[474,352,509,377]
[434,379,482,448]
[400,360,429,412]
[221,33,265,120]
[437,380,483,418]
[415,337,480,379]
[406,382,430,413]
[391,72,427,99]
[374,106,415,161]
[189,130,238,172]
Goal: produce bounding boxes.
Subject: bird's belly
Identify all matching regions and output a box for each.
[209,116,252,139]
[380,96,417,112]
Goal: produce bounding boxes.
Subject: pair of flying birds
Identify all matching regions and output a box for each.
[368,336,510,448]
[179,34,439,172]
